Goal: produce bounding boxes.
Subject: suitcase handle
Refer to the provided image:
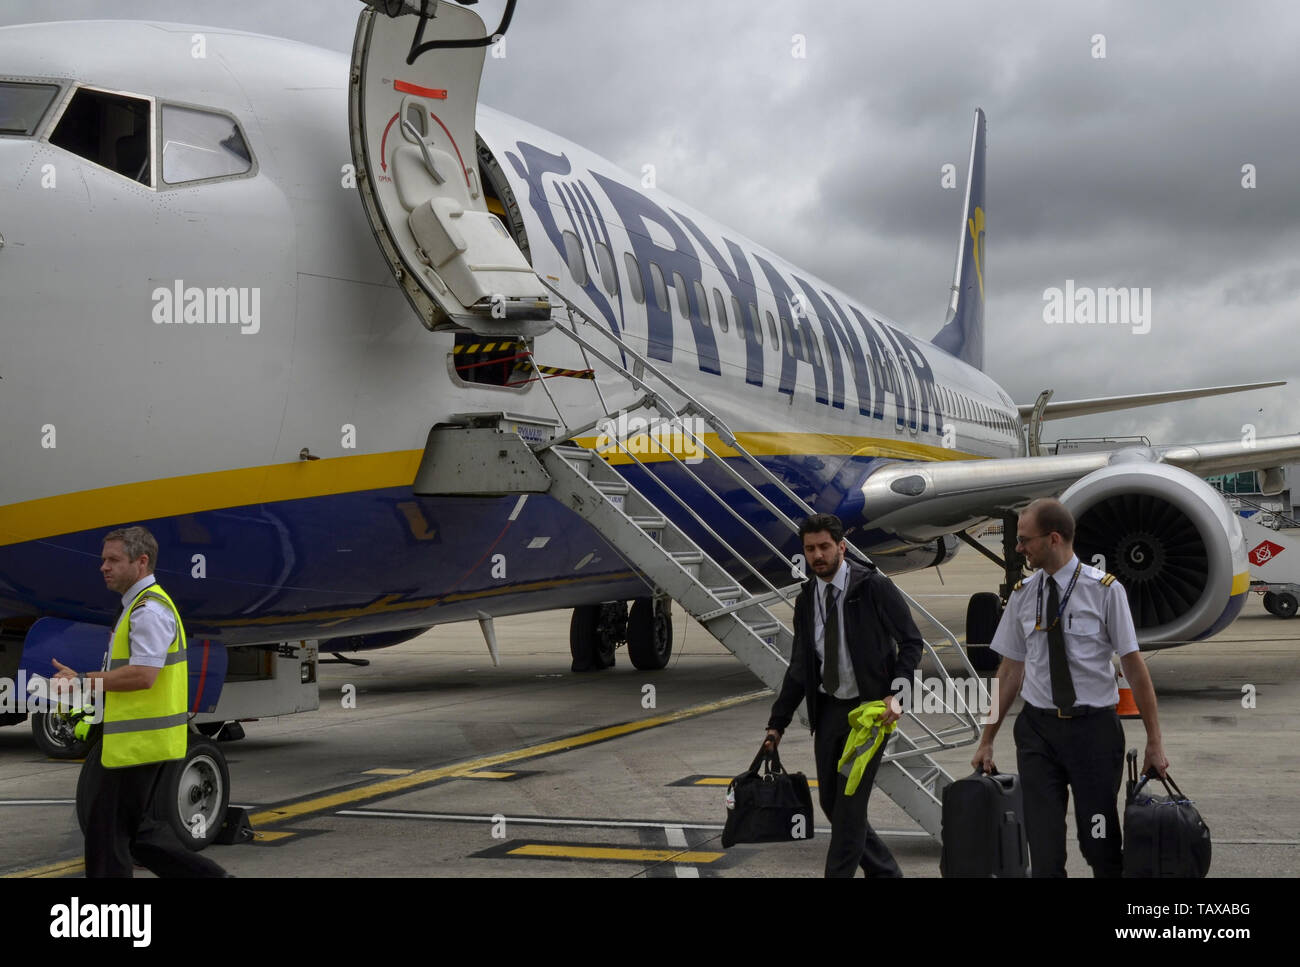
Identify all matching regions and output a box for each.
[1131,770,1189,803]
[969,767,1016,792]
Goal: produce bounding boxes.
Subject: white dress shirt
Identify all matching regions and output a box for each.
[990,554,1141,710]
[111,575,176,669]
[813,558,858,700]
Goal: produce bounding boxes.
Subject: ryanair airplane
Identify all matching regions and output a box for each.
[2,2,1296,719]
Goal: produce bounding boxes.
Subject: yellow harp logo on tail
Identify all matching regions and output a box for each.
[967,206,985,301]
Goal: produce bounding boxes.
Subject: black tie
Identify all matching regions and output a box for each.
[1046,578,1077,710]
[823,584,840,696]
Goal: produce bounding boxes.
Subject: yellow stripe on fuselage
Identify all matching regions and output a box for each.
[0,450,424,548]
[0,432,986,547]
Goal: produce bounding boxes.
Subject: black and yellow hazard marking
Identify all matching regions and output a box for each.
[514,362,595,380]
[451,340,523,355]
[669,774,820,788]
[472,839,725,865]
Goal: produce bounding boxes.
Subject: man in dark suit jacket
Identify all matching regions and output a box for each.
[765,513,925,877]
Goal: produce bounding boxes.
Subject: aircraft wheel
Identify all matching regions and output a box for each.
[628,597,673,670]
[965,592,1003,673]
[77,737,229,852]
[32,711,92,760]
[570,603,621,672]
[155,737,230,850]
[1273,593,1297,619]
[1263,591,1279,615]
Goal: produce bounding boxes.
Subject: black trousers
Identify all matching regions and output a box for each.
[813,695,902,878]
[83,752,229,878]
[1013,706,1125,878]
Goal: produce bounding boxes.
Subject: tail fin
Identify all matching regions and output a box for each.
[931,107,986,371]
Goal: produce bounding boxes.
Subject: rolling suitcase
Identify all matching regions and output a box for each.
[1122,749,1211,877]
[940,769,1029,877]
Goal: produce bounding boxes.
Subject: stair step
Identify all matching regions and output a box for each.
[629,515,667,530]
[670,551,703,566]
[594,481,629,497]
[747,622,781,638]
[552,445,593,461]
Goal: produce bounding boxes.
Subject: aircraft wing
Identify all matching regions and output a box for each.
[856,433,1300,541]
[1017,381,1285,422]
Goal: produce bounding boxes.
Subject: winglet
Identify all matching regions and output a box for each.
[931,107,986,371]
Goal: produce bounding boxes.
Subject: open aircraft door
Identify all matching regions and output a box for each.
[349,1,549,335]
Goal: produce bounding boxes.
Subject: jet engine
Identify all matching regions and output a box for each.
[1060,462,1249,647]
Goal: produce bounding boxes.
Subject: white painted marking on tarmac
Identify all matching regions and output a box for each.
[337,808,930,839]
[664,824,699,878]
[508,495,528,521]
[0,799,76,806]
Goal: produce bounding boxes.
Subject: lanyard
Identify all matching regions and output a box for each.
[1035,562,1081,631]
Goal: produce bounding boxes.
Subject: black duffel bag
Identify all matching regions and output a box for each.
[1122,748,1211,877]
[721,744,815,848]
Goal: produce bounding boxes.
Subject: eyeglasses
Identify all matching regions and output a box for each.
[1015,533,1048,546]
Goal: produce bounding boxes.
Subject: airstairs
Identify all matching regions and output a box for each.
[424,285,992,840]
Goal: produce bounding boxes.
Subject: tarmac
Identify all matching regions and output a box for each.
[1,540,1296,878]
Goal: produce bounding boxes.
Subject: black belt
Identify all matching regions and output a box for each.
[1025,703,1115,720]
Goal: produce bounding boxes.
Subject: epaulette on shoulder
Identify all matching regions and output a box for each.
[1101,573,1117,586]
[1012,579,1025,592]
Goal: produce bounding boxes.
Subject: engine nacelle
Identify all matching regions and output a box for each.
[1059,462,1250,647]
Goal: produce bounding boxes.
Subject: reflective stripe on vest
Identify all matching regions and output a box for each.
[102,583,189,768]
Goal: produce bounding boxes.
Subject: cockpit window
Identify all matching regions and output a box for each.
[50,87,152,184]
[161,105,252,185]
[0,81,60,137]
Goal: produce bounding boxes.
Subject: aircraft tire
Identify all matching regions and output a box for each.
[570,605,616,672]
[32,711,92,760]
[965,592,1003,673]
[154,737,230,850]
[1263,591,1280,615]
[76,738,229,852]
[1273,592,1297,619]
[628,597,672,671]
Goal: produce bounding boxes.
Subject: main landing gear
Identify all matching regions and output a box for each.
[957,513,1027,673]
[570,596,673,672]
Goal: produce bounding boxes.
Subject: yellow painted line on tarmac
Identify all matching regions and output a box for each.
[249,690,769,829]
[508,844,724,864]
[363,768,415,776]
[457,770,515,779]
[4,858,84,879]
[252,830,297,843]
[689,776,819,788]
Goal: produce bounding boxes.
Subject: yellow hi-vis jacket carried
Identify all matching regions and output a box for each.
[836,700,897,796]
[102,582,189,768]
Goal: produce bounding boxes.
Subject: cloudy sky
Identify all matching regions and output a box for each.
[8,0,1300,447]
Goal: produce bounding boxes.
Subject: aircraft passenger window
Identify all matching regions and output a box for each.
[782,317,795,357]
[0,81,60,136]
[160,105,252,185]
[594,241,618,295]
[624,252,645,304]
[648,261,670,313]
[672,271,690,318]
[810,329,824,367]
[713,289,729,334]
[766,310,779,343]
[748,302,762,346]
[50,87,152,185]
[561,230,588,285]
[693,281,711,327]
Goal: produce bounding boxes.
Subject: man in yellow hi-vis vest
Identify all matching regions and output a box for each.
[53,525,228,877]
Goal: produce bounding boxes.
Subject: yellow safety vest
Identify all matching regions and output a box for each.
[836,700,897,796]
[102,582,189,768]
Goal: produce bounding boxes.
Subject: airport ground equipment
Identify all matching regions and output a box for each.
[1238,513,1300,617]
[413,285,989,841]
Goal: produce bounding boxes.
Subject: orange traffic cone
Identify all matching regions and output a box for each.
[1116,670,1141,719]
